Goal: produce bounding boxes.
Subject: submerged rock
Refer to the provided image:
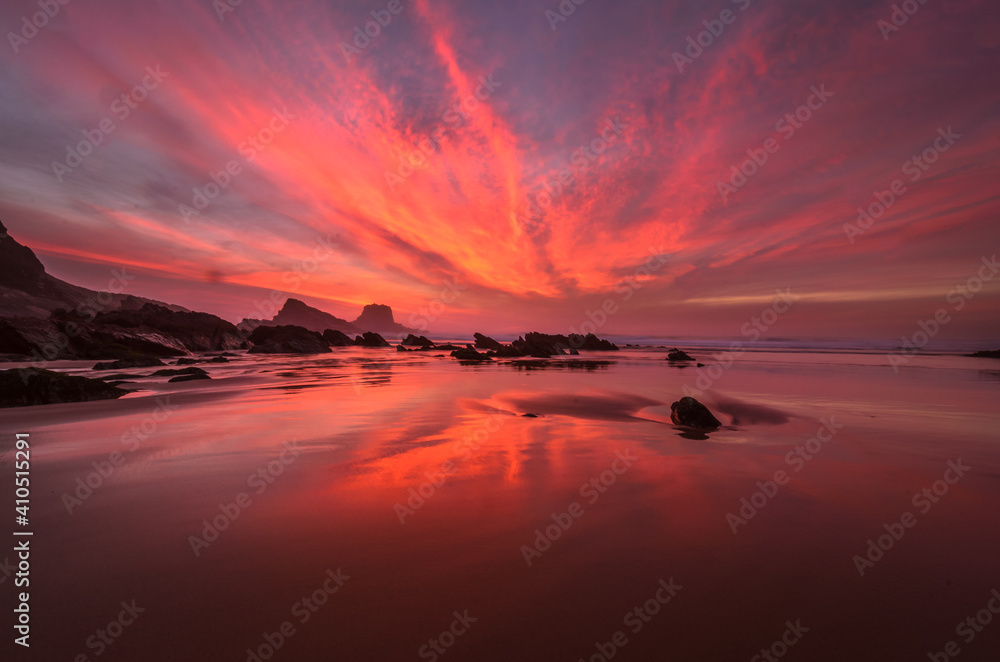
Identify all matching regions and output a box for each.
[152,367,208,378]
[169,373,212,382]
[93,357,167,370]
[451,346,492,362]
[670,397,722,430]
[0,368,129,408]
[970,350,1000,359]
[176,357,199,365]
[248,325,331,354]
[666,349,694,362]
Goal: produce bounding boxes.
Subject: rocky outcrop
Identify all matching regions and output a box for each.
[473,332,503,350]
[970,350,1000,359]
[450,346,492,362]
[670,397,722,430]
[354,332,390,347]
[0,220,186,320]
[667,349,694,362]
[248,325,331,354]
[0,367,130,408]
[401,334,434,346]
[322,329,354,346]
[248,298,359,335]
[91,303,245,352]
[482,332,619,358]
[352,304,415,335]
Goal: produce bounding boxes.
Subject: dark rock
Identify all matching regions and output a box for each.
[451,346,492,362]
[248,325,331,354]
[970,350,1000,359]
[666,349,694,362]
[176,357,199,365]
[432,344,463,351]
[323,329,354,346]
[0,318,34,355]
[0,367,129,408]
[152,367,208,378]
[500,332,619,358]
[521,413,539,418]
[92,303,245,352]
[242,298,359,335]
[401,334,434,346]
[206,355,229,363]
[670,397,722,430]
[473,332,503,350]
[352,303,415,335]
[354,332,390,348]
[94,357,167,370]
[169,373,212,382]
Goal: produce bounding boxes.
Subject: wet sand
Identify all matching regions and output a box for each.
[1,347,999,660]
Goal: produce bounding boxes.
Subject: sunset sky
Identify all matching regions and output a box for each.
[1,0,998,339]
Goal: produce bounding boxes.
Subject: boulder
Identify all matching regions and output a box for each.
[473,332,503,350]
[667,349,695,362]
[322,329,354,347]
[0,368,129,408]
[670,397,722,430]
[248,325,331,354]
[401,334,434,347]
[451,346,492,362]
[354,332,390,348]
[176,357,199,365]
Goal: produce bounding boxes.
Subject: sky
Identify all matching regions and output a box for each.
[1,0,998,340]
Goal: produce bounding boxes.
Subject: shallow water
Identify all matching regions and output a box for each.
[2,347,999,661]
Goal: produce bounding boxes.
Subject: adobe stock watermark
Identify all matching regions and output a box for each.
[928,589,1000,661]
[7,0,74,54]
[213,0,246,22]
[852,458,970,576]
[340,0,409,62]
[544,0,591,32]
[52,65,170,182]
[672,0,753,73]
[179,106,295,222]
[555,245,669,345]
[749,620,809,661]
[417,610,477,661]
[236,234,341,340]
[22,267,136,379]
[515,116,628,234]
[394,409,506,523]
[71,599,145,661]
[575,578,682,662]
[62,396,179,514]
[188,442,302,556]
[243,568,349,662]
[717,85,833,202]
[844,127,960,243]
[681,288,796,398]
[878,0,932,41]
[384,73,501,192]
[406,277,468,336]
[521,450,638,566]
[886,255,997,372]
[726,416,844,534]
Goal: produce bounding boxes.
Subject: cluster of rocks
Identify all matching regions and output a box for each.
[246,325,395,354]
